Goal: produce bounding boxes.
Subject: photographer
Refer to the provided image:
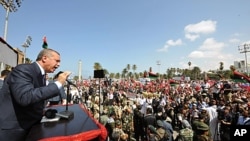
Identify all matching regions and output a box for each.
[219,107,232,141]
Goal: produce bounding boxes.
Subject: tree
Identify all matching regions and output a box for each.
[109,73,115,79]
[192,66,201,80]
[126,64,130,72]
[93,62,102,70]
[115,73,120,79]
[103,69,109,76]
[219,62,224,71]
[166,68,173,78]
[25,58,32,64]
[132,64,137,74]
[122,68,128,78]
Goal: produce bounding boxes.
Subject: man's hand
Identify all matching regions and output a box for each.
[57,71,71,85]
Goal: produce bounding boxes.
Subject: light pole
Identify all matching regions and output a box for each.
[157,60,161,73]
[0,0,22,41]
[22,36,32,64]
[238,44,250,75]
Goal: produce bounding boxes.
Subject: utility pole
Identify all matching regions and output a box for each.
[238,44,250,76]
[157,60,161,76]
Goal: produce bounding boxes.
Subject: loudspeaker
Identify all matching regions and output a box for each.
[94,70,105,78]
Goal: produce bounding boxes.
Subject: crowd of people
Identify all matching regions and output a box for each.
[79,77,250,141]
[1,48,250,141]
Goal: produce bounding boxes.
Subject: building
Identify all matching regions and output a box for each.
[234,60,250,74]
[0,37,24,71]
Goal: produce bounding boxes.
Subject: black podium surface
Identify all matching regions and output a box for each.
[26,104,107,141]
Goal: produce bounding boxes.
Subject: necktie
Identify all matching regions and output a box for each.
[42,74,46,86]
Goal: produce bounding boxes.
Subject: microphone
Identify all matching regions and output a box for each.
[55,71,77,87]
[66,79,77,87]
[54,71,75,119]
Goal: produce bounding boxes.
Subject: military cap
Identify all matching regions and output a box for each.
[148,125,157,133]
[197,122,209,131]
[157,120,164,127]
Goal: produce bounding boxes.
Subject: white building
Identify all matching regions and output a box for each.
[234,60,250,73]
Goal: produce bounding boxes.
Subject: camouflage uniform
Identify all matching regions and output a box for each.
[156,120,169,141]
[177,128,194,141]
[121,109,136,141]
[112,120,128,141]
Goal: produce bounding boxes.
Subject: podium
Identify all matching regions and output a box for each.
[26,104,107,141]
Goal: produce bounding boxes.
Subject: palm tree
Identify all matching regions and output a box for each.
[219,62,224,72]
[115,73,120,79]
[122,68,128,78]
[166,68,173,78]
[139,72,144,78]
[93,62,102,70]
[126,64,130,72]
[109,73,115,79]
[192,66,201,79]
[132,64,137,74]
[24,58,32,64]
[103,69,109,76]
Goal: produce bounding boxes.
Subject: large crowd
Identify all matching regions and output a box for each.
[69,77,250,141]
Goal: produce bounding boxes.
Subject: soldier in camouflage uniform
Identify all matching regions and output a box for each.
[155,120,169,141]
[176,120,193,141]
[112,120,128,141]
[192,114,212,141]
[195,122,210,141]
[121,108,136,141]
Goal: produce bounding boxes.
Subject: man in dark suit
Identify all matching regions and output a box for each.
[0,48,71,141]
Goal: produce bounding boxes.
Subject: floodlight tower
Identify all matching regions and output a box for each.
[0,0,23,41]
[22,36,32,64]
[238,44,250,75]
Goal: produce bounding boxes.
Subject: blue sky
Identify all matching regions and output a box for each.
[0,0,250,78]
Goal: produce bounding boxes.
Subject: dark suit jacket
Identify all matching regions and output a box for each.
[0,62,60,141]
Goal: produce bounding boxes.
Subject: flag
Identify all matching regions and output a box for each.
[42,36,48,49]
[148,72,158,80]
[233,71,250,83]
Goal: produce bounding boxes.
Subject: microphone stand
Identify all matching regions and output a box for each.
[57,82,74,119]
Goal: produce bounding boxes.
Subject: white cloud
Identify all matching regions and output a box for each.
[185,33,200,41]
[199,38,225,51]
[189,38,225,59]
[229,38,240,43]
[185,20,217,41]
[157,39,183,52]
[188,51,204,58]
[186,38,239,71]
